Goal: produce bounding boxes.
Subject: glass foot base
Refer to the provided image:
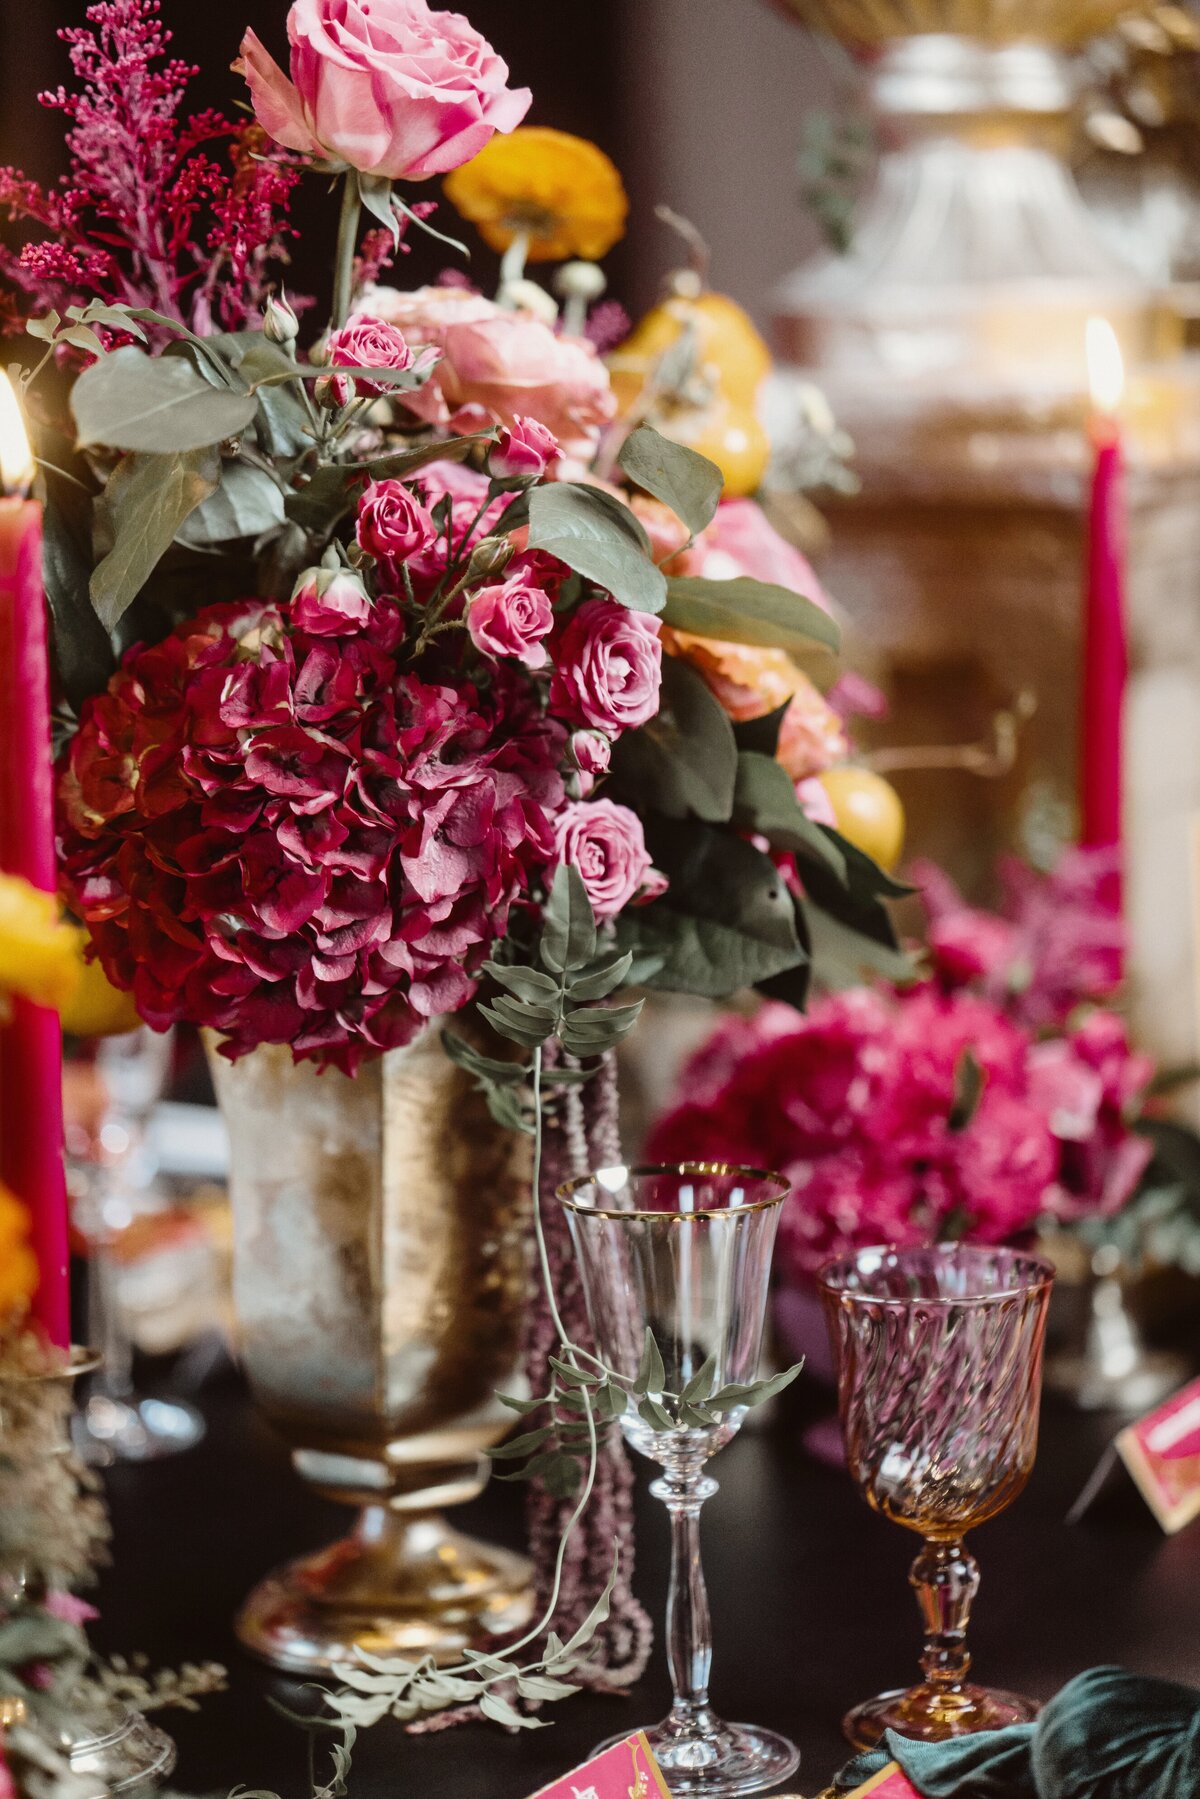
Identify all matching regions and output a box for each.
[844,1682,1040,1751]
[74,1394,206,1465]
[596,1717,799,1797]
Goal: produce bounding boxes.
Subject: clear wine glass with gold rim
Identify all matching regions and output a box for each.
[819,1243,1054,1751]
[559,1163,800,1798]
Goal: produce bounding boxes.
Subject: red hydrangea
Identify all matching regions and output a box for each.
[58,596,565,1072]
[647,986,1154,1282]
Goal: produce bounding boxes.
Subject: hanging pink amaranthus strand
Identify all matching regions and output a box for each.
[523,1049,652,1689]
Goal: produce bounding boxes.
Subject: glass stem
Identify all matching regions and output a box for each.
[911,1537,979,1694]
[651,1461,720,1730]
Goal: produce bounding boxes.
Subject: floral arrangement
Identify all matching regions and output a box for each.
[649,847,1156,1282]
[0,0,900,1078]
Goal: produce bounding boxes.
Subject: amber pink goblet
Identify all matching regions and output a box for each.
[820,1244,1054,1751]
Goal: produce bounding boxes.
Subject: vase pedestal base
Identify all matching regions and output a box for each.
[235,1505,535,1675]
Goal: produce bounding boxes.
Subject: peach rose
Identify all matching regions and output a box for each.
[697,497,833,614]
[425,314,617,458]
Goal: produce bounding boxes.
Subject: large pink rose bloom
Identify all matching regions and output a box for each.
[237,0,531,182]
[407,313,617,457]
[699,499,833,615]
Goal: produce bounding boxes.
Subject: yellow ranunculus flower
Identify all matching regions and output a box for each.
[0,1181,38,1327]
[0,874,83,1012]
[444,127,628,263]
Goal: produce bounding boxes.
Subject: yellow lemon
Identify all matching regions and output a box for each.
[819,767,907,873]
[59,953,141,1040]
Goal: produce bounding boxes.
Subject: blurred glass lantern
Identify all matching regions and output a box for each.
[763,0,1200,1083]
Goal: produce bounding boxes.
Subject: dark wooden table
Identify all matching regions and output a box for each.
[91,1365,1200,1799]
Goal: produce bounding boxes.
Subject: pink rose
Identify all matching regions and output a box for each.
[550,599,662,736]
[553,799,658,920]
[237,0,531,182]
[491,416,561,481]
[407,313,616,458]
[324,317,414,403]
[291,566,372,636]
[467,575,554,669]
[357,479,437,563]
[569,730,611,777]
[699,498,833,614]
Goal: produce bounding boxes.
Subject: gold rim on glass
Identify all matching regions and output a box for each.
[818,1243,1056,1308]
[557,1162,790,1222]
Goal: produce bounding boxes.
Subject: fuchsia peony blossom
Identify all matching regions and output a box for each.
[648,983,1154,1282]
[550,599,663,735]
[467,574,554,669]
[553,800,662,920]
[237,0,531,182]
[58,598,565,1073]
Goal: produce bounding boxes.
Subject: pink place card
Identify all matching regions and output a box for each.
[1116,1375,1200,1533]
[843,1764,922,1798]
[528,1732,672,1799]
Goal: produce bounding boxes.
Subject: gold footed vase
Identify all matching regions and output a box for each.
[206,1031,536,1675]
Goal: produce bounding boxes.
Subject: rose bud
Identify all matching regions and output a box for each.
[290,565,372,636]
[490,416,562,483]
[263,292,300,347]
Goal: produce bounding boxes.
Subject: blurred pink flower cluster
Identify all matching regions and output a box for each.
[649,850,1151,1281]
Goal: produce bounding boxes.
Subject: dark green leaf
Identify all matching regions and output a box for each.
[495,1391,544,1417]
[559,1559,618,1660]
[708,1362,804,1413]
[663,574,840,674]
[484,962,561,1004]
[596,1381,629,1421]
[540,866,597,975]
[638,1395,676,1433]
[616,824,805,998]
[441,1028,528,1085]
[636,1328,666,1396]
[802,900,918,990]
[565,952,634,1002]
[72,345,258,452]
[528,483,666,614]
[486,1427,556,1461]
[175,461,285,548]
[90,447,221,630]
[548,1355,603,1388]
[732,701,790,760]
[949,1049,985,1133]
[612,656,737,823]
[39,461,114,708]
[681,1355,718,1405]
[487,993,557,1031]
[732,752,846,878]
[618,423,722,536]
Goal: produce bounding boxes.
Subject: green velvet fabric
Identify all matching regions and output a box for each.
[835,1669,1200,1797]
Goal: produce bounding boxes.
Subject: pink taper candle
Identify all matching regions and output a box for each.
[1080,318,1128,857]
[0,374,70,1346]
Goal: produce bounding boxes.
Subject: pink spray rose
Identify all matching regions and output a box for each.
[553,799,661,920]
[357,478,438,563]
[569,731,611,778]
[237,0,531,182]
[324,317,414,404]
[467,575,554,669]
[491,415,561,482]
[291,566,372,636]
[550,599,663,736]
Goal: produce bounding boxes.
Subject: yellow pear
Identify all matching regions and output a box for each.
[819,767,907,874]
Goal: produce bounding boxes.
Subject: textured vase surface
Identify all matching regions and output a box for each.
[207,1030,535,1674]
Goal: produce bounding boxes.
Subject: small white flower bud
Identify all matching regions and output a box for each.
[263,292,300,346]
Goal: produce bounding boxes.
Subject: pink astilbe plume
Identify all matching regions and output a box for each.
[0,0,304,334]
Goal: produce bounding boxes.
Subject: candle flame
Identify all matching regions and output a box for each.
[0,373,34,492]
[1086,317,1125,417]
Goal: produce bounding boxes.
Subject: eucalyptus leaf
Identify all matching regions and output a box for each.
[175,461,285,548]
[636,1328,666,1396]
[681,1355,718,1405]
[612,656,737,823]
[40,462,114,708]
[72,345,258,453]
[486,1427,556,1461]
[559,1559,617,1661]
[565,952,634,1002]
[663,574,841,669]
[638,1395,676,1432]
[90,447,221,631]
[618,423,723,536]
[357,172,402,248]
[479,1692,544,1731]
[528,482,666,614]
